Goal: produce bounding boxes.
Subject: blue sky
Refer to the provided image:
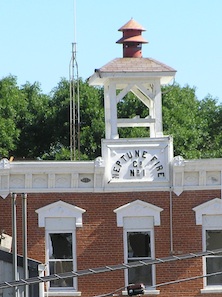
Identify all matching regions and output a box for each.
[1,0,222,102]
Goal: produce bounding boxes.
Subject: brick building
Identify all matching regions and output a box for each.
[0,19,222,297]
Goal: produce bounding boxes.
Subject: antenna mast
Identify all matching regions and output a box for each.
[69,0,80,161]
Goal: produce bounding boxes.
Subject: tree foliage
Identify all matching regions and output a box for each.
[0,75,222,161]
[16,81,53,158]
[0,76,24,156]
[42,78,105,160]
[162,84,222,159]
[162,84,202,158]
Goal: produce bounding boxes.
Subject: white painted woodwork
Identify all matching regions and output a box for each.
[1,153,222,198]
[114,200,163,227]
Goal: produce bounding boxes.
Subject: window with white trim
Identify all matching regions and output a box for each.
[45,217,77,293]
[114,199,162,294]
[193,198,222,293]
[36,200,85,296]
[48,232,74,288]
[203,225,222,287]
[125,227,154,287]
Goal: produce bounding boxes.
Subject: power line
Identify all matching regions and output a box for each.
[0,249,221,290]
[93,286,126,297]
[92,271,222,297]
[154,270,222,288]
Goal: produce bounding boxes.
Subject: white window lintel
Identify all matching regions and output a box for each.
[36,200,86,228]
[193,198,222,225]
[114,199,163,227]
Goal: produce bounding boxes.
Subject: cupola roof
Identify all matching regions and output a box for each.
[118,18,146,31]
[88,19,176,85]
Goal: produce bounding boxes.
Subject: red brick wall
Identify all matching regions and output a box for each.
[0,189,221,297]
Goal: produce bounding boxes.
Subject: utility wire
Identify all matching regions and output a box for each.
[0,249,222,290]
[92,271,222,297]
[93,286,126,297]
[154,270,222,288]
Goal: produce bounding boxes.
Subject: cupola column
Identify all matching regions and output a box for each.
[153,80,163,137]
[104,82,119,139]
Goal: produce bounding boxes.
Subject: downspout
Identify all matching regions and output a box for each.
[22,193,28,297]
[169,186,174,254]
[11,192,18,297]
[169,158,174,255]
[221,169,222,199]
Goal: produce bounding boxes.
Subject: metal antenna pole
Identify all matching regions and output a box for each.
[69,0,80,161]
[69,44,76,161]
[76,53,80,159]
[74,0,81,159]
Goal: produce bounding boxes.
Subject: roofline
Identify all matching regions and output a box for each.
[88,70,176,86]
[0,249,41,270]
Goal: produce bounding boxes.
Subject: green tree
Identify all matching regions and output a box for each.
[47,81,222,161]
[79,79,104,159]
[162,84,222,159]
[1,75,222,161]
[0,76,54,160]
[0,76,24,157]
[43,78,105,160]
[14,81,53,159]
[196,96,222,158]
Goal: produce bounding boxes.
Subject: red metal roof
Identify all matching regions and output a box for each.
[118,18,146,31]
[116,35,148,44]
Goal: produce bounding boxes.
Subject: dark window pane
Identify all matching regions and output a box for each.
[206,230,222,251]
[206,257,222,285]
[49,261,73,287]
[206,230,222,286]
[49,233,72,259]
[128,260,152,286]
[127,232,151,258]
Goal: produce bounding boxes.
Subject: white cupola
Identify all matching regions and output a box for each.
[88,19,176,140]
